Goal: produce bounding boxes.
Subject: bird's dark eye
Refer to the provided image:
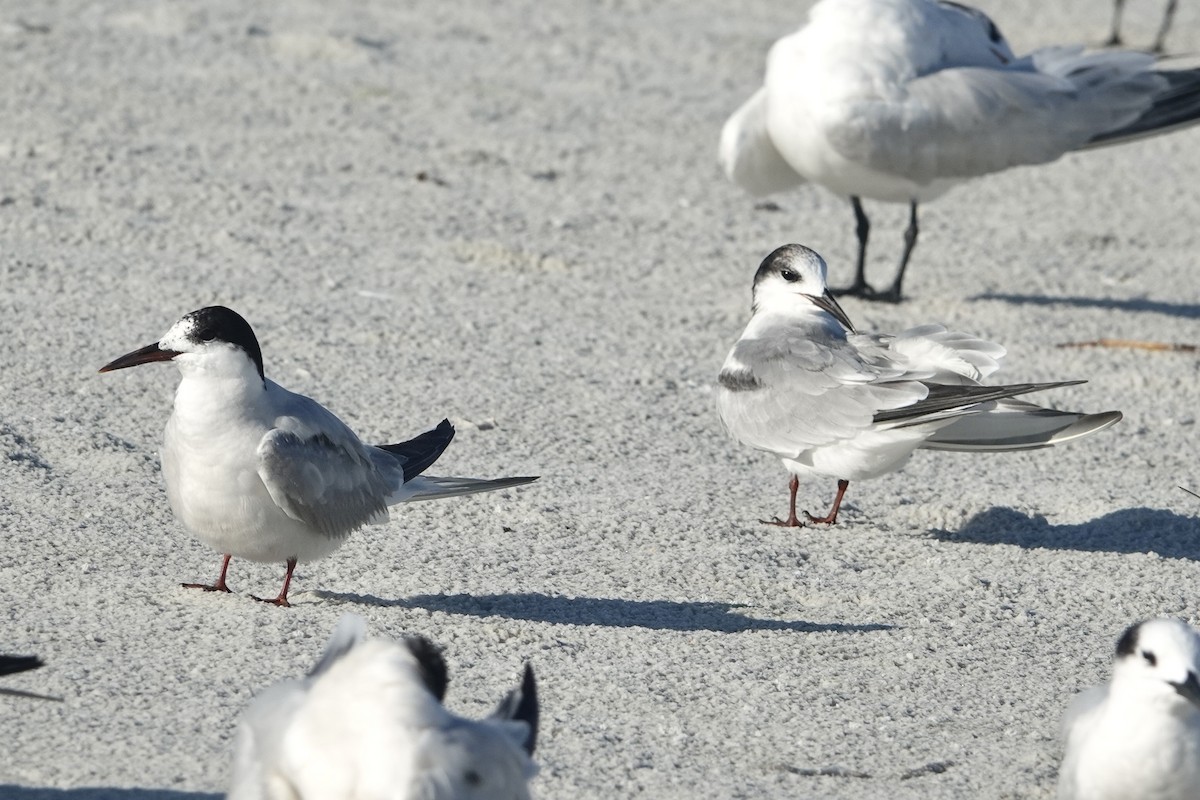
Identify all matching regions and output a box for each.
[463,770,482,787]
[198,329,216,342]
[1142,650,1157,667]
[780,269,799,282]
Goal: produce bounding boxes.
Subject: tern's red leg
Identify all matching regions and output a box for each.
[761,476,803,527]
[182,553,233,593]
[252,558,297,608]
[805,480,850,525]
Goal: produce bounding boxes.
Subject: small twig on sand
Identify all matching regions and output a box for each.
[1180,487,1200,500]
[1057,339,1197,353]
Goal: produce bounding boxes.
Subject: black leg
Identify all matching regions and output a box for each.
[1153,0,1177,52]
[874,202,918,304]
[831,197,878,298]
[1105,0,1125,46]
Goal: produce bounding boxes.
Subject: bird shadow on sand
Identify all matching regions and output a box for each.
[317,591,894,634]
[971,292,1200,319]
[931,506,1200,558]
[0,788,220,800]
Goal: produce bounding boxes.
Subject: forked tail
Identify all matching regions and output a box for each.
[922,406,1122,452]
[402,475,539,502]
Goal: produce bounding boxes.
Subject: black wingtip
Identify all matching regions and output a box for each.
[379,419,457,482]
[874,380,1090,425]
[516,662,538,755]
[0,655,61,701]
[0,655,44,677]
[1085,66,1200,149]
[405,635,449,702]
[493,662,538,755]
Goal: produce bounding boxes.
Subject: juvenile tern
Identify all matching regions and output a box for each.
[1108,0,1178,52]
[716,244,1121,526]
[1058,617,1200,800]
[100,306,537,606]
[228,614,538,800]
[720,0,1200,301]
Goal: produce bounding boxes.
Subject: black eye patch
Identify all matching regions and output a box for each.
[1142,650,1158,667]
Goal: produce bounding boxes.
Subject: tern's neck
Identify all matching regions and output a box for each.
[1109,677,1200,721]
[746,299,846,338]
[172,357,268,422]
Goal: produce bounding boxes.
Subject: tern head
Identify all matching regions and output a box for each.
[1111,618,1200,708]
[99,306,265,383]
[751,244,855,331]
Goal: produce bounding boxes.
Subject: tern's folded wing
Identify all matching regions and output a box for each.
[717,332,926,458]
[874,381,1084,425]
[257,424,392,538]
[825,49,1162,183]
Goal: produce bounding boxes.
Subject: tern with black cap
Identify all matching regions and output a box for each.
[100,306,537,606]
[1058,617,1200,800]
[228,613,539,800]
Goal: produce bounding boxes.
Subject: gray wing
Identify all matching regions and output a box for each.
[717,325,927,459]
[256,386,395,537]
[1085,64,1200,148]
[826,48,1164,184]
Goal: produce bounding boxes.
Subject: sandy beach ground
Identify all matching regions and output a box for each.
[2,0,1200,797]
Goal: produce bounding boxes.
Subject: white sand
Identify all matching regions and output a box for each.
[2,0,1199,797]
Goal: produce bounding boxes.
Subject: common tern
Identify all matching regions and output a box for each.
[0,654,61,701]
[720,0,1200,301]
[1058,618,1200,800]
[716,244,1122,526]
[228,614,538,800]
[100,306,537,606]
[1108,0,1178,52]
